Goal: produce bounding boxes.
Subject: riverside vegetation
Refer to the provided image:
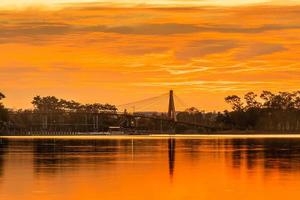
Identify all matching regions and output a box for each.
[1,91,300,132]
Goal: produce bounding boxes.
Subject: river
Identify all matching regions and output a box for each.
[1,135,300,200]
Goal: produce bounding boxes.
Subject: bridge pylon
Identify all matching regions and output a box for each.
[168,90,176,121]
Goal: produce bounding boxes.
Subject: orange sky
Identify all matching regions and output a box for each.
[1,2,300,111]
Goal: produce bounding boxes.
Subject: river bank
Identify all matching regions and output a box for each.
[2,133,300,139]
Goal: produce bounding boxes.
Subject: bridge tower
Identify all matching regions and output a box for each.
[168,90,176,121]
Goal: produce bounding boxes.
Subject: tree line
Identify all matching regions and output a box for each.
[217,91,300,131]
[2,90,300,133]
[0,94,119,132]
[30,95,117,113]
[0,92,8,128]
[0,93,219,133]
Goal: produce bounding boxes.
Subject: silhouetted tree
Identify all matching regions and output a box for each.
[0,92,5,100]
[7,91,300,134]
[225,95,244,111]
[31,96,117,113]
[32,96,63,112]
[7,95,118,133]
[220,91,300,131]
[244,92,261,110]
[0,92,8,129]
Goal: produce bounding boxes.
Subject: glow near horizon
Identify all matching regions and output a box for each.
[1,0,300,8]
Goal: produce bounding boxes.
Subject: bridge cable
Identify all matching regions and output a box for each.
[118,92,169,112]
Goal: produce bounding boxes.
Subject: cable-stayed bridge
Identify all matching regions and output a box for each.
[3,90,218,135]
[116,90,216,131]
[118,90,187,115]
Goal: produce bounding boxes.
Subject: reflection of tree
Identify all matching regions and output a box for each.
[245,140,259,170]
[262,139,300,171]
[229,139,260,170]
[231,139,243,168]
[179,139,204,162]
[4,137,300,183]
[0,139,8,177]
[32,139,123,175]
[230,139,300,172]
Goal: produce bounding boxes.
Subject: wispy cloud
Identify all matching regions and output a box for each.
[175,40,237,60]
[2,22,300,41]
[236,43,287,60]
[166,67,211,75]
[134,80,274,86]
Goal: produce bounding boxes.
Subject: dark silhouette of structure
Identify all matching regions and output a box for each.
[168,90,176,122]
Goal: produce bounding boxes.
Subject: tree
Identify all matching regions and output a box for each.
[0,92,8,127]
[32,96,117,113]
[277,92,295,110]
[260,91,275,108]
[220,91,300,131]
[0,92,5,100]
[244,92,261,109]
[293,91,300,109]
[32,96,63,112]
[185,107,200,114]
[225,95,244,111]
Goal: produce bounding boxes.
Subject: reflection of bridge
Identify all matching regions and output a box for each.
[3,90,218,135]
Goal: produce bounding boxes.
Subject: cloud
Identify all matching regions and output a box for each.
[50,0,300,8]
[166,67,211,75]
[2,20,300,43]
[0,24,72,37]
[80,21,300,36]
[0,65,81,75]
[82,23,300,35]
[175,40,237,60]
[0,23,199,40]
[0,5,300,45]
[117,45,168,55]
[197,24,300,34]
[236,43,287,60]
[133,80,275,92]
[0,66,41,74]
[83,23,200,35]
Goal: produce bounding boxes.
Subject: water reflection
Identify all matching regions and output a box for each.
[227,139,300,172]
[0,139,8,177]
[1,137,300,199]
[2,138,300,176]
[32,139,124,175]
[168,138,175,177]
[1,138,300,176]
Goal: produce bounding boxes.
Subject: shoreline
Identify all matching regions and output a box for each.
[3,133,300,139]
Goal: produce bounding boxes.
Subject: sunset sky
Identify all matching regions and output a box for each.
[1,0,300,111]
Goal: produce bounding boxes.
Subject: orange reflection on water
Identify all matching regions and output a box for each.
[1,137,300,200]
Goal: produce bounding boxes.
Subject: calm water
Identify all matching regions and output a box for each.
[1,136,300,200]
